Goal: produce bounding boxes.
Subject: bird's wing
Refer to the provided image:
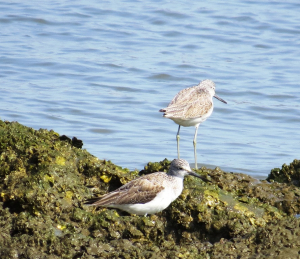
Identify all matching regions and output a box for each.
[88,173,165,206]
[162,88,213,119]
[167,86,197,107]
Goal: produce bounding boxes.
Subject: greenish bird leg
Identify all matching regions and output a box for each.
[193,125,199,169]
[176,125,181,159]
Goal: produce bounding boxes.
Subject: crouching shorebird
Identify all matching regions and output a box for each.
[159,79,227,169]
[85,159,210,216]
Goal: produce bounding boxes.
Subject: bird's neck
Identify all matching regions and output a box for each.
[167,172,185,179]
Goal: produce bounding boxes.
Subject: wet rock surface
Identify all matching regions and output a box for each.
[0,120,300,258]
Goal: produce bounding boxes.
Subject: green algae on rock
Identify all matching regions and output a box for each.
[267,159,300,186]
[1,119,300,258]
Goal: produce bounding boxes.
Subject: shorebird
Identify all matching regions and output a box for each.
[85,159,210,216]
[159,79,227,169]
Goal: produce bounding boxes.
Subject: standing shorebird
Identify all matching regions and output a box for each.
[159,79,227,169]
[85,159,209,216]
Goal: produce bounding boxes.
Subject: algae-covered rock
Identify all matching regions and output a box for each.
[1,119,300,258]
[267,159,300,186]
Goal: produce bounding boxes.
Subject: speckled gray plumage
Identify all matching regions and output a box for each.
[160,80,214,120]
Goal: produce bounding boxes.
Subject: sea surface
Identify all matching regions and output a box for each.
[1,1,300,179]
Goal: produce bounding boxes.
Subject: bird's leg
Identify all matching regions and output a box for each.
[176,125,181,159]
[193,125,199,169]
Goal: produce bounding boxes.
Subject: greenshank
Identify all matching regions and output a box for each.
[86,159,209,215]
[159,79,227,169]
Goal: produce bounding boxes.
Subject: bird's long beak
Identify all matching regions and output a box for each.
[214,94,227,104]
[188,171,211,183]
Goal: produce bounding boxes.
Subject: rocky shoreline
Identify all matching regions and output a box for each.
[0,120,299,258]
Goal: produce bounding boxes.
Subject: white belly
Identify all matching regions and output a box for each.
[167,106,214,127]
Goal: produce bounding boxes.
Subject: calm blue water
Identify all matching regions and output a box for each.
[1,1,300,179]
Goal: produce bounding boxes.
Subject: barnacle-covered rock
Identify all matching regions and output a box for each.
[267,159,300,186]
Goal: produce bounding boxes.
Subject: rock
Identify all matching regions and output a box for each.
[0,119,300,258]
